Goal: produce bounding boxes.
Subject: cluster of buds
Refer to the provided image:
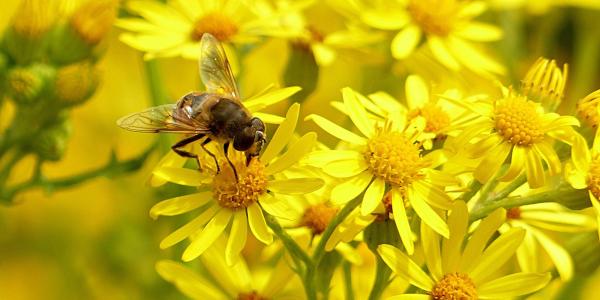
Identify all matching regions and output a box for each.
[0,0,117,161]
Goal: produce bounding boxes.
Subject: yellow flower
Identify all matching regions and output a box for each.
[378,201,551,299]
[252,0,382,66]
[156,236,302,299]
[149,104,323,264]
[499,203,596,280]
[454,89,580,189]
[117,0,264,60]
[349,0,505,75]
[565,125,600,240]
[576,88,600,129]
[520,57,568,112]
[305,87,454,254]
[147,85,301,187]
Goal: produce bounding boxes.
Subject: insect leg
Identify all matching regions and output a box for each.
[223,142,239,181]
[200,138,220,173]
[171,133,205,170]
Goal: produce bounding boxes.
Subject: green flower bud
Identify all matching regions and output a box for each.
[48,0,117,64]
[53,62,99,107]
[2,0,57,65]
[31,117,71,161]
[5,64,55,105]
[363,218,401,253]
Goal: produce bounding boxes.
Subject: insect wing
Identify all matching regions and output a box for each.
[199,33,241,100]
[117,104,208,133]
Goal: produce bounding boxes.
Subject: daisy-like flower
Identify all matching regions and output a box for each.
[304,87,454,254]
[149,104,324,264]
[565,124,600,240]
[498,203,596,280]
[576,88,600,129]
[117,0,264,60]
[344,0,505,75]
[156,236,302,299]
[252,0,382,66]
[378,201,551,299]
[452,88,581,188]
[147,85,301,187]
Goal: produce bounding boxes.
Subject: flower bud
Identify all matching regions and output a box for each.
[53,62,99,107]
[5,64,55,105]
[48,0,117,64]
[31,116,71,161]
[2,0,58,65]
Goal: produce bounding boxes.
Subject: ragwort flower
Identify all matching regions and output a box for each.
[378,201,551,299]
[150,104,324,264]
[305,87,454,254]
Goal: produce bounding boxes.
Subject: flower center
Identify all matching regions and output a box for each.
[364,130,426,186]
[213,158,268,210]
[576,90,600,129]
[408,104,451,135]
[587,156,600,200]
[237,291,268,300]
[407,0,457,36]
[493,96,544,146]
[506,207,521,220]
[430,272,477,300]
[191,12,238,42]
[301,203,338,235]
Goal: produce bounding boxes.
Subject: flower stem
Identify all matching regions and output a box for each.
[367,255,392,300]
[343,261,354,300]
[304,196,362,300]
[264,213,313,270]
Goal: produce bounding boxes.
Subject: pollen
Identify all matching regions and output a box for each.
[587,156,600,200]
[408,103,451,135]
[301,203,338,235]
[576,89,600,128]
[407,0,457,36]
[364,130,426,187]
[213,159,268,210]
[506,207,522,220]
[237,291,267,300]
[191,12,238,42]
[430,272,477,300]
[493,96,544,147]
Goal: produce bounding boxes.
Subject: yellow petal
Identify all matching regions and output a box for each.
[420,220,442,281]
[518,222,573,280]
[455,22,502,41]
[260,103,299,164]
[524,148,545,188]
[470,227,525,284]
[377,244,434,291]
[265,132,317,175]
[160,205,218,249]
[343,87,374,138]
[305,114,367,145]
[572,134,591,172]
[478,273,551,299]
[361,177,386,215]
[155,260,224,299]
[361,10,409,30]
[252,112,285,124]
[474,142,511,183]
[564,161,588,189]
[409,187,449,238]
[268,178,324,194]
[153,166,210,186]
[427,37,460,70]
[442,201,468,273]
[391,25,421,59]
[331,171,373,205]
[148,151,187,187]
[413,181,453,210]
[150,191,212,219]
[258,193,291,219]
[312,43,336,66]
[405,75,429,110]
[301,150,363,167]
[324,159,369,178]
[182,209,232,261]
[499,146,525,182]
[392,189,415,255]
[247,203,273,244]
[446,36,505,75]
[244,87,302,111]
[459,208,506,273]
[225,211,247,266]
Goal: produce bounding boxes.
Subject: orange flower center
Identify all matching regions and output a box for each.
[506,207,522,220]
[212,158,267,210]
[408,103,451,136]
[431,272,477,300]
[301,203,338,235]
[237,291,268,300]
[191,12,238,42]
[494,96,544,146]
[407,0,458,36]
[364,130,426,186]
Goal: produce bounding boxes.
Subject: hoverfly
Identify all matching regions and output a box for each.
[117,33,266,180]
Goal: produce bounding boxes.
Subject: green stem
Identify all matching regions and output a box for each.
[264,213,313,270]
[367,256,392,300]
[458,179,482,202]
[304,196,362,300]
[343,262,354,300]
[0,149,25,188]
[469,183,574,222]
[1,144,155,204]
[487,175,526,202]
[143,60,172,153]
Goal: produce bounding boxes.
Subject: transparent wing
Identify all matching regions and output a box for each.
[199,33,240,100]
[117,104,209,134]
